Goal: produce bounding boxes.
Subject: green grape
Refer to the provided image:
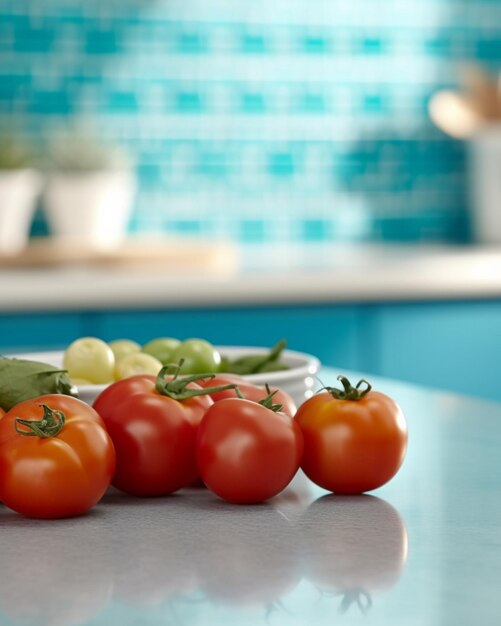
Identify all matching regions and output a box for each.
[115,353,163,380]
[109,339,141,362]
[70,377,93,386]
[63,337,115,384]
[170,339,221,375]
[142,338,181,365]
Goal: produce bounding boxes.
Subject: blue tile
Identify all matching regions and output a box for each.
[30,91,73,115]
[240,33,268,54]
[360,38,387,55]
[240,93,266,113]
[268,152,296,177]
[175,92,204,112]
[423,37,452,57]
[176,32,207,54]
[298,93,326,112]
[14,28,56,53]
[0,75,31,99]
[301,36,331,54]
[66,75,103,86]
[165,220,205,235]
[239,220,266,242]
[137,163,162,187]
[196,152,228,178]
[29,208,49,237]
[301,219,330,242]
[106,91,139,112]
[85,30,120,54]
[361,94,389,113]
[476,38,501,60]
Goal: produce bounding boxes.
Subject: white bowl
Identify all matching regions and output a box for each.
[11,347,321,408]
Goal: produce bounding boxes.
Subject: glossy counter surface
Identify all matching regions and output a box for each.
[0,369,500,625]
[2,244,501,311]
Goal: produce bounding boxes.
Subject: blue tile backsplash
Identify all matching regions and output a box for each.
[1,0,500,244]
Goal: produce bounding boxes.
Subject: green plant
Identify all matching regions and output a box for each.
[48,132,131,172]
[0,136,34,170]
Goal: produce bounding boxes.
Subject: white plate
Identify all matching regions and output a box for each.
[11,347,321,408]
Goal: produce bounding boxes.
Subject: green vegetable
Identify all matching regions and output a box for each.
[0,357,77,411]
[170,339,221,375]
[255,360,290,373]
[0,136,34,170]
[48,132,131,172]
[142,338,181,365]
[220,340,290,375]
[63,337,114,384]
[109,339,141,362]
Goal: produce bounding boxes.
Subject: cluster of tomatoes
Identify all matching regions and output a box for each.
[0,366,408,519]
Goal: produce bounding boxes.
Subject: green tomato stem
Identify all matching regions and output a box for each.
[234,386,245,400]
[155,362,238,401]
[322,375,372,401]
[257,384,284,413]
[15,404,66,438]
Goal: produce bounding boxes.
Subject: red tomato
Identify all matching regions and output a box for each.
[197,398,303,504]
[197,373,297,417]
[0,395,115,518]
[295,376,407,494]
[93,373,221,496]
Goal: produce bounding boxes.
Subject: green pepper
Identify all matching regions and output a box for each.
[0,357,77,411]
[221,340,289,375]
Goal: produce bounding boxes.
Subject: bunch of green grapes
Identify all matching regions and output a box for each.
[63,337,221,385]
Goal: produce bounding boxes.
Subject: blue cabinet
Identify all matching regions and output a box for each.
[0,313,84,353]
[1,300,500,401]
[372,301,501,402]
[98,305,362,371]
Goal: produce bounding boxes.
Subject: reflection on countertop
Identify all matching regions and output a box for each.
[0,477,408,626]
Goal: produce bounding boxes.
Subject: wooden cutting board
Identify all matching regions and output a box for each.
[0,237,238,273]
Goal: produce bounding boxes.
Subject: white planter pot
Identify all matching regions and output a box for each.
[44,170,136,249]
[0,169,42,255]
[469,126,501,245]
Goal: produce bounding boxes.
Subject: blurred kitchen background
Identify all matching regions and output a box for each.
[2,0,500,244]
[0,0,501,400]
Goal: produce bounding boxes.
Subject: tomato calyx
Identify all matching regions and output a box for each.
[338,588,373,615]
[232,383,284,413]
[155,362,238,401]
[257,384,284,413]
[15,404,66,438]
[322,375,372,401]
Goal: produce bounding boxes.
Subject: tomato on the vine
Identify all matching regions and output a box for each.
[197,393,303,504]
[0,395,115,518]
[295,376,407,494]
[196,373,297,417]
[93,368,236,496]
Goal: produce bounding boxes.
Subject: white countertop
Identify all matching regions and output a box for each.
[2,243,501,312]
[1,370,500,626]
